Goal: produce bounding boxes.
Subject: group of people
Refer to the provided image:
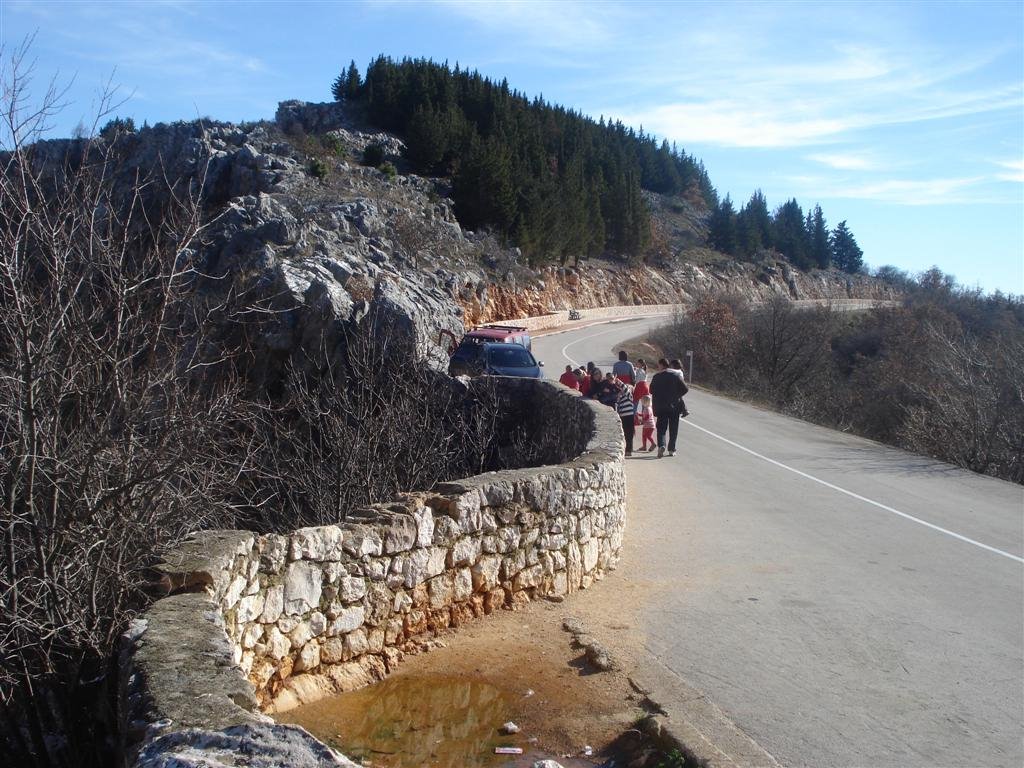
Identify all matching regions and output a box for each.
[558,351,689,458]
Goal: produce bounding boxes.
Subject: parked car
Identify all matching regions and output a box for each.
[439,324,532,355]
[448,341,544,379]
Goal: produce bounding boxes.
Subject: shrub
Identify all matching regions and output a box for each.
[308,157,329,179]
[322,133,345,156]
[379,160,398,179]
[362,141,385,167]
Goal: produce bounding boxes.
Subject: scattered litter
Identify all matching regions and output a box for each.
[501,721,520,734]
[524,688,535,697]
[495,746,524,755]
[582,745,594,757]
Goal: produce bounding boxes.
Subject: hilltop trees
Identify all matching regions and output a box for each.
[710,190,862,274]
[332,56,717,265]
[831,220,864,273]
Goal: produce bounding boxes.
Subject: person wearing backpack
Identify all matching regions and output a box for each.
[649,358,688,458]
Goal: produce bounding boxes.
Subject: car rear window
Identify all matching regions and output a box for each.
[486,346,535,367]
[451,343,482,363]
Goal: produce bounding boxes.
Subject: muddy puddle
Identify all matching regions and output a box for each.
[276,673,595,767]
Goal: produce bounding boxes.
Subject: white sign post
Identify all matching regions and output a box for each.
[685,350,693,383]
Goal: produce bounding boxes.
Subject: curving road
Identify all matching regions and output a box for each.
[533,317,1024,768]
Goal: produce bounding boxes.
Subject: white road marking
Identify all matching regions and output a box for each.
[682,419,1024,564]
[559,322,650,366]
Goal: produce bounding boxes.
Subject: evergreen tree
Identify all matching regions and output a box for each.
[331,60,362,102]
[403,103,447,172]
[831,221,864,274]
[709,195,738,255]
[807,204,830,269]
[736,190,772,258]
[330,56,715,263]
[773,199,811,269]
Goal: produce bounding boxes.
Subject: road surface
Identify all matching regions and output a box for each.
[533,318,1024,768]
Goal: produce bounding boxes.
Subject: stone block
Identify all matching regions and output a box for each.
[323,562,347,584]
[367,627,386,653]
[383,514,417,554]
[431,515,461,546]
[289,525,344,561]
[496,527,520,553]
[513,564,543,592]
[581,538,599,573]
[385,616,404,644]
[222,574,247,609]
[343,628,369,658]
[342,524,383,558]
[393,590,412,613]
[472,554,501,592]
[338,575,367,602]
[320,636,345,664]
[308,611,327,637]
[453,568,473,602]
[500,549,526,581]
[288,622,313,651]
[265,626,290,661]
[240,623,264,650]
[413,505,434,547]
[328,605,364,636]
[282,561,322,616]
[293,639,320,673]
[428,573,454,609]
[363,582,392,627]
[450,536,482,566]
[236,593,265,624]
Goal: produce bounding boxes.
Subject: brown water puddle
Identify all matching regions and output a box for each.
[277,673,593,767]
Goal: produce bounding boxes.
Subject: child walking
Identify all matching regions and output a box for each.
[637,394,656,452]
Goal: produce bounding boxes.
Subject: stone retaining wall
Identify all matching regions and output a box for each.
[120,378,626,767]
[507,297,892,335]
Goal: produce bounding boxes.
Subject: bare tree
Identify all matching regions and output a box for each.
[0,43,240,767]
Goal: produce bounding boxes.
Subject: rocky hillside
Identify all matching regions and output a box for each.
[40,100,899,367]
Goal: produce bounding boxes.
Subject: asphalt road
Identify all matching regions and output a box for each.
[533,318,1024,768]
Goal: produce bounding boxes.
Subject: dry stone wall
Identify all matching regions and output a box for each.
[120,378,626,767]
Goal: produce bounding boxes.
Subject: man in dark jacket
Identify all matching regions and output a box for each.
[649,357,688,458]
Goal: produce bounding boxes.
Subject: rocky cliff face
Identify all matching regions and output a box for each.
[36,100,898,371]
[459,260,901,326]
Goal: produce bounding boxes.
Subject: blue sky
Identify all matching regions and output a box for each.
[3,0,1022,294]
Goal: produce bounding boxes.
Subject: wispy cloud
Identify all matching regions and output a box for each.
[432,0,621,51]
[786,174,1014,206]
[807,152,883,171]
[993,158,1024,183]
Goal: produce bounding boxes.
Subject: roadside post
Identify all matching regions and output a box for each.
[685,350,693,383]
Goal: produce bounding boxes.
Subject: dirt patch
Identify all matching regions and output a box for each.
[277,577,660,767]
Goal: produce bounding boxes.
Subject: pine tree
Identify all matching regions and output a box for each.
[773,199,811,269]
[709,195,738,255]
[344,60,361,101]
[831,221,864,274]
[807,204,830,269]
[403,103,446,172]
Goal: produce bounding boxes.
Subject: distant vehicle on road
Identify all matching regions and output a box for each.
[448,341,544,379]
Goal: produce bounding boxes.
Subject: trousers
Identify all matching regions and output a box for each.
[620,415,635,454]
[656,404,681,451]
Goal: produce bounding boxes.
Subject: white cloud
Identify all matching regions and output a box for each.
[807,152,882,171]
[993,158,1024,183]
[785,174,1012,206]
